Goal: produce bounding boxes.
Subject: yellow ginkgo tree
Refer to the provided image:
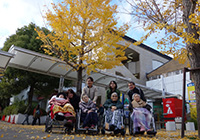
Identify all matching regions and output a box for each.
[124,0,200,137]
[36,0,129,95]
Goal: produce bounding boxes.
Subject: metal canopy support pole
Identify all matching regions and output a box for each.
[161,75,165,97]
[58,76,64,93]
[181,67,200,138]
[181,67,187,138]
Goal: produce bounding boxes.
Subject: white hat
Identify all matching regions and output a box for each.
[111,92,118,97]
[132,93,140,99]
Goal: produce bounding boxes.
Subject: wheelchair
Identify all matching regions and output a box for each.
[45,106,75,134]
[128,105,157,136]
[101,109,126,136]
[75,109,99,135]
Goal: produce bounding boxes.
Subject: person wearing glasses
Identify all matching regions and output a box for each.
[127,81,146,111]
[103,92,125,135]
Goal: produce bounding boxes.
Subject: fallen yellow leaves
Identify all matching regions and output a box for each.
[41,136,47,139]
[0,121,199,140]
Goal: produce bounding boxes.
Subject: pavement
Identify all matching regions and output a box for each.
[0,121,198,140]
[0,121,128,140]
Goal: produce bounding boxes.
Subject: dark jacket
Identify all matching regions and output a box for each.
[127,87,146,110]
[79,100,96,113]
[97,107,104,115]
[69,94,80,111]
[103,99,123,109]
[106,89,120,100]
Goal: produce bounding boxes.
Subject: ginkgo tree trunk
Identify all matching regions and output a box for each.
[124,0,200,137]
[36,0,129,96]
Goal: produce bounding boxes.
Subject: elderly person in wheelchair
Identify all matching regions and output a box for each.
[49,92,76,123]
[103,92,125,135]
[130,93,155,135]
[79,94,98,129]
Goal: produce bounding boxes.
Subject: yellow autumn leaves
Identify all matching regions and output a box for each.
[0,121,199,140]
[36,0,130,75]
[130,0,200,65]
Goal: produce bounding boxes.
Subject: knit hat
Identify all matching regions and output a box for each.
[111,92,118,97]
[132,93,140,99]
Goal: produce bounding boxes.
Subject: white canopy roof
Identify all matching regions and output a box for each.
[7,45,172,99]
[0,50,14,69]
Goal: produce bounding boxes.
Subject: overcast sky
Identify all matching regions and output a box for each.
[0,0,157,49]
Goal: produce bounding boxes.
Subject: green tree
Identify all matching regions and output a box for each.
[124,0,200,137]
[36,0,129,95]
[1,23,71,110]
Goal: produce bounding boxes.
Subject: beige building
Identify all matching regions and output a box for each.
[106,35,172,86]
[146,59,190,97]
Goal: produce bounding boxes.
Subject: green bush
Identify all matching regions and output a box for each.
[3,105,18,116]
[189,106,197,129]
[2,100,47,116]
[3,100,26,116]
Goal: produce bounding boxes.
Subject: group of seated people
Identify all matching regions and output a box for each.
[48,77,153,135]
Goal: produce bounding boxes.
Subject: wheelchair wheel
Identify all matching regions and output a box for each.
[128,114,133,135]
[46,126,52,133]
[133,130,145,136]
[101,128,105,134]
[120,129,126,136]
[45,116,52,133]
[147,130,157,136]
[65,127,72,134]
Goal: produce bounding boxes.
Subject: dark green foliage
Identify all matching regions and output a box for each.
[2,100,47,116]
[0,23,71,110]
[2,100,26,116]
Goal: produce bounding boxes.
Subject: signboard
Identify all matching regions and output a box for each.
[162,98,183,121]
[187,82,196,109]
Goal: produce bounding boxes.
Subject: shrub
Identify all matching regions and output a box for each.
[189,107,197,129]
[3,100,47,116]
[2,100,26,116]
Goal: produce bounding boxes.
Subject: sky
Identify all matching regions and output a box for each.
[0,0,158,50]
[0,0,53,49]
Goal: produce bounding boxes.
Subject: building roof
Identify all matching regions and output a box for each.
[147,59,189,78]
[0,50,14,69]
[123,35,172,60]
[7,45,173,99]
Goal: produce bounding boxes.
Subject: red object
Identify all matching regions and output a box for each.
[37,96,44,100]
[1,115,5,121]
[7,116,11,123]
[50,105,54,119]
[162,98,186,121]
[11,116,15,124]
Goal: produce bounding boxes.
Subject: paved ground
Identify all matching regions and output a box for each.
[0,121,198,140]
[0,121,129,140]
